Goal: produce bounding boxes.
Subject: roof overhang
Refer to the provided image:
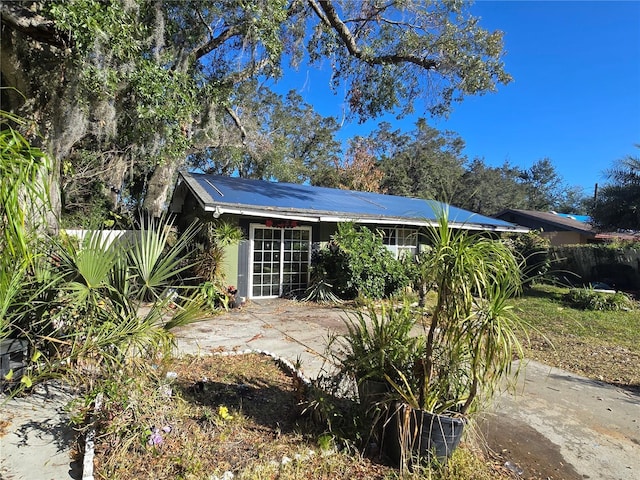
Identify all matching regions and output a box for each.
[495,209,593,235]
[204,204,529,233]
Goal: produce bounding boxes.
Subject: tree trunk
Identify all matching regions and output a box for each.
[101,156,129,209]
[2,10,85,234]
[143,158,181,218]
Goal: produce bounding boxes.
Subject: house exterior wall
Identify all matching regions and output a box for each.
[222,242,239,293]
[175,192,502,298]
[318,222,338,243]
[541,231,589,246]
[237,239,250,299]
[171,175,525,299]
[209,215,422,299]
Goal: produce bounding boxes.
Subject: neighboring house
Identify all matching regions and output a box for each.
[494,209,596,246]
[594,231,640,242]
[170,172,527,300]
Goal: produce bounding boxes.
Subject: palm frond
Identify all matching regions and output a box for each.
[128,215,201,301]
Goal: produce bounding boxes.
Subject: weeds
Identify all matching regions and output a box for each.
[565,287,636,311]
[88,353,512,480]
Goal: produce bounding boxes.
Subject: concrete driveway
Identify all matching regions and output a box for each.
[174,299,640,480]
[173,298,347,378]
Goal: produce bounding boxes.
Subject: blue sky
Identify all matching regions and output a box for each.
[275,1,640,196]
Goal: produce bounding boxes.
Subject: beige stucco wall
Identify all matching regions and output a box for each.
[222,243,239,288]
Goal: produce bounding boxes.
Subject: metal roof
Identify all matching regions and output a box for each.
[555,213,592,224]
[495,209,594,235]
[175,172,527,232]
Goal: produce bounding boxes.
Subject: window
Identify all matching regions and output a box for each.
[249,225,311,298]
[380,227,418,259]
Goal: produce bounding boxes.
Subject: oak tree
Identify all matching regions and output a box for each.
[376,119,467,202]
[1,0,512,225]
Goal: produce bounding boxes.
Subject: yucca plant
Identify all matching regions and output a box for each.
[389,212,525,415]
[302,271,343,304]
[382,211,527,469]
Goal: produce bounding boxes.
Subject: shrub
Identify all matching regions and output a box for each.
[308,223,409,300]
[565,288,635,311]
[502,230,551,286]
[3,215,206,391]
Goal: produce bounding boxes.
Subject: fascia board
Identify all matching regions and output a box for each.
[204,204,528,233]
[203,205,320,222]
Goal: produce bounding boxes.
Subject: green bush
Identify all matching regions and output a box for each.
[309,222,409,300]
[565,288,635,311]
[503,230,550,286]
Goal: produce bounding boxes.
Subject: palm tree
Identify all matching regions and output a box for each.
[607,152,640,185]
[592,147,640,230]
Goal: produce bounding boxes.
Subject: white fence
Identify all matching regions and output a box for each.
[64,229,140,247]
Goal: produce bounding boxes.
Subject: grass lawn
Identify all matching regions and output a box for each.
[516,284,640,391]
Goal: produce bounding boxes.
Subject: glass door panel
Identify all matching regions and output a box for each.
[281,229,310,296]
[251,227,282,297]
[250,226,311,298]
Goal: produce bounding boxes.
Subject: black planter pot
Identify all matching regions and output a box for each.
[357,379,390,409]
[0,338,29,383]
[383,403,465,467]
[357,379,391,445]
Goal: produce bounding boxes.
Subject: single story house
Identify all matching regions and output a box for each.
[494,209,596,246]
[170,172,527,300]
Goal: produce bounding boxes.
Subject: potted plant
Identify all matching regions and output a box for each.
[0,109,49,387]
[328,301,423,409]
[384,212,526,468]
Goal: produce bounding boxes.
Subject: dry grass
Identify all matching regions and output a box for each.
[90,353,512,480]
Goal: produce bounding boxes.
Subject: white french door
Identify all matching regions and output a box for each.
[249,225,311,298]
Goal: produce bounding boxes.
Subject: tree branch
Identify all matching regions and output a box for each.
[191,0,304,62]
[0,3,69,48]
[224,58,271,85]
[225,106,247,145]
[191,24,240,60]
[307,0,330,25]
[313,0,438,70]
[196,7,214,42]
